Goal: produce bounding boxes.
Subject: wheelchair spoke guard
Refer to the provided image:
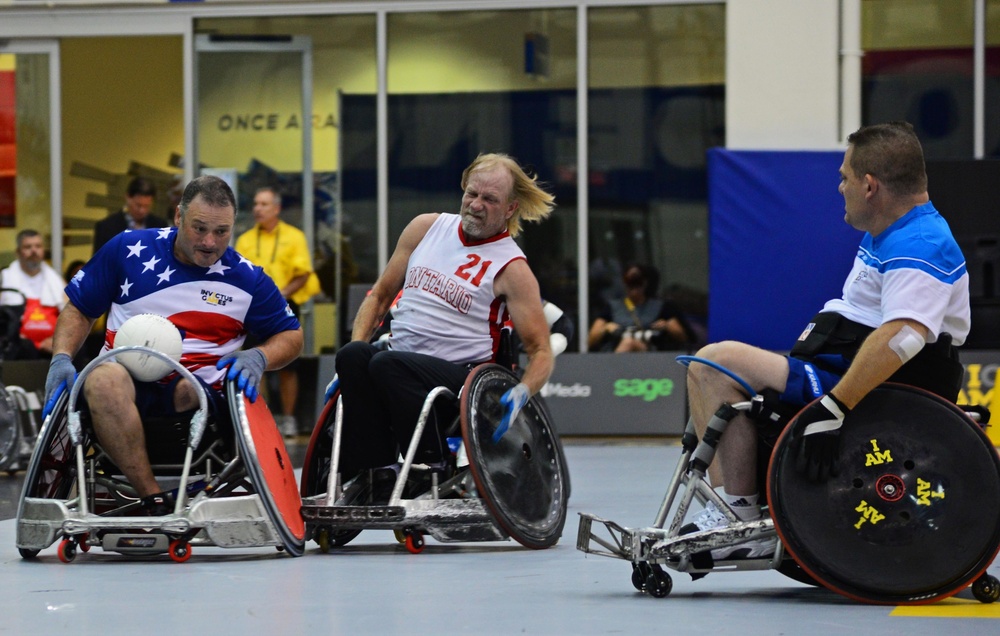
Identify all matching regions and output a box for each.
[228,381,306,556]
[768,383,1000,604]
[460,364,569,549]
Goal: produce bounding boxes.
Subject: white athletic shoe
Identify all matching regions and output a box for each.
[280,415,298,438]
[687,501,776,560]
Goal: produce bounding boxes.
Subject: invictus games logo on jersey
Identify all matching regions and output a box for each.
[201,289,233,307]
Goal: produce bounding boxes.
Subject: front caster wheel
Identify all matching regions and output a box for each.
[973,574,1000,604]
[57,538,77,563]
[631,563,650,592]
[404,531,425,554]
[168,539,192,563]
[316,527,331,554]
[645,565,672,598]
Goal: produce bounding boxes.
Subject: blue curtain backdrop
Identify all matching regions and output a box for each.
[707,149,862,350]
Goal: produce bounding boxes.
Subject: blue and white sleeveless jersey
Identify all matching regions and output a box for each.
[389,214,526,365]
[67,227,299,387]
[822,201,970,345]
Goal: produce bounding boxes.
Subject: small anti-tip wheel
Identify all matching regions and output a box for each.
[393,529,406,545]
[645,565,672,598]
[631,563,650,592]
[168,540,192,563]
[316,527,331,554]
[404,531,425,555]
[18,547,40,560]
[972,574,1000,604]
[57,538,77,564]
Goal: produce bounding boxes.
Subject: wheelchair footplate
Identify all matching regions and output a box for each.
[302,462,509,554]
[16,349,306,562]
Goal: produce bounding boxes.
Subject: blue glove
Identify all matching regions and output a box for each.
[43,353,76,419]
[492,383,530,443]
[324,376,340,403]
[216,348,268,403]
[795,393,850,482]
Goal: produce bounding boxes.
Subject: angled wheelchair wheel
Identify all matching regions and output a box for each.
[0,383,19,472]
[768,383,1000,604]
[228,382,306,557]
[16,388,75,558]
[460,364,569,549]
[300,394,337,499]
[299,391,364,547]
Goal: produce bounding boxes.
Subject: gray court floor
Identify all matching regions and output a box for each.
[0,441,997,635]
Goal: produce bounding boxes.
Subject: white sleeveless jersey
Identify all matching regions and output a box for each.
[389,213,526,364]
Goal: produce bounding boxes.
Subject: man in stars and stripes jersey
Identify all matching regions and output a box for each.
[334,153,556,491]
[44,176,302,513]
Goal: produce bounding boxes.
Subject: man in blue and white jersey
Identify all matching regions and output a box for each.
[684,122,970,560]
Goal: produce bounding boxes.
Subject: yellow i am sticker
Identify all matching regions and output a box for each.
[865,439,893,466]
[854,499,886,529]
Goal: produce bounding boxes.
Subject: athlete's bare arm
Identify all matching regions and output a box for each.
[494,259,554,395]
[351,213,439,342]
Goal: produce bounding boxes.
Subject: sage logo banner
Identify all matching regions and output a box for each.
[539,353,688,435]
[614,378,674,401]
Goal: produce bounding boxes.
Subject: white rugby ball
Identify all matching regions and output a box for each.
[113,313,183,382]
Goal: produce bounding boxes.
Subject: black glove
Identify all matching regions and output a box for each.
[794,393,850,482]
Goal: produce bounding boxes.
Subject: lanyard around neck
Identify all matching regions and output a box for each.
[257,224,280,264]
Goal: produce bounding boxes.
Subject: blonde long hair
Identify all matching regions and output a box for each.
[461,153,555,238]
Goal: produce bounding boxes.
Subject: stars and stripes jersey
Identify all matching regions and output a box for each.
[821,201,970,345]
[388,213,526,365]
[67,227,300,387]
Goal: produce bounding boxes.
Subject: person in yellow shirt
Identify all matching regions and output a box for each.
[235,186,320,437]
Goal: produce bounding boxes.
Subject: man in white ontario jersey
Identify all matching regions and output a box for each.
[43,176,303,514]
[681,121,970,561]
[334,153,556,495]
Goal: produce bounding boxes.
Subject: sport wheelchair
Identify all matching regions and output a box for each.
[300,362,570,554]
[577,356,1000,605]
[15,346,305,562]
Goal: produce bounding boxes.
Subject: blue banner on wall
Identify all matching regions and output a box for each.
[707,149,862,350]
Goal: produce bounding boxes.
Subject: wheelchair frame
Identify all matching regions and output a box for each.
[301,384,509,554]
[300,362,569,554]
[577,357,1000,603]
[578,398,792,598]
[16,346,304,562]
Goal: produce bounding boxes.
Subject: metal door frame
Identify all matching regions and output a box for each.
[192,34,315,353]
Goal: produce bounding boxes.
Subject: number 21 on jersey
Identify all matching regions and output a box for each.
[455,254,493,287]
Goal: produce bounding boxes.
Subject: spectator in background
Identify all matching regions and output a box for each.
[0,230,66,359]
[235,186,320,437]
[92,176,170,254]
[587,263,695,352]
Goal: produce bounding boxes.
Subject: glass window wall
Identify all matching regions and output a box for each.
[372,9,580,345]
[862,0,976,159]
[1,53,52,265]
[586,4,724,350]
